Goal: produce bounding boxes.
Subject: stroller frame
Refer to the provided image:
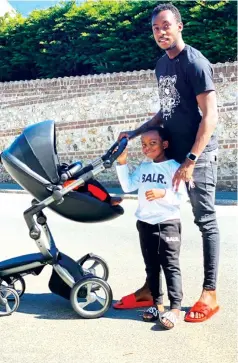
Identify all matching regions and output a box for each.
[0,132,128,318]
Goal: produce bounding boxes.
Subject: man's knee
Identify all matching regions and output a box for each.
[193,211,218,233]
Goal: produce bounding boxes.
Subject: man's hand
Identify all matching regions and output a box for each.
[145,189,166,201]
[172,159,195,191]
[117,112,162,141]
[118,130,135,141]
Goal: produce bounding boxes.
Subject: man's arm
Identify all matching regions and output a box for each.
[119,111,162,140]
[189,90,218,157]
[172,90,218,190]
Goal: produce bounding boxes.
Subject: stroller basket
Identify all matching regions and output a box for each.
[1,120,124,223]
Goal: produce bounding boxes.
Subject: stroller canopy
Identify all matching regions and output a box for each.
[1,120,124,223]
[6,120,60,184]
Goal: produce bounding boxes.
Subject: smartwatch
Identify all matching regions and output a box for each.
[186,152,198,162]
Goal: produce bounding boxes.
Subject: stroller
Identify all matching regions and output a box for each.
[0,120,128,318]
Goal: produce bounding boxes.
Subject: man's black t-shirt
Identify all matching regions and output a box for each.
[155,44,218,163]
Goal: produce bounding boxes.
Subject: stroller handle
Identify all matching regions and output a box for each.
[102,137,128,168]
[59,137,128,186]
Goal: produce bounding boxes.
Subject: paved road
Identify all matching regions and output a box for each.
[0,194,237,363]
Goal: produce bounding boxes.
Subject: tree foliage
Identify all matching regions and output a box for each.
[0,0,236,82]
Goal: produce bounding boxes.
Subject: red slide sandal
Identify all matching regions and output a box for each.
[184,301,220,323]
[113,293,153,309]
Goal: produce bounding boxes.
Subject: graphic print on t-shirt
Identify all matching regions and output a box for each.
[142,173,167,184]
[158,75,180,119]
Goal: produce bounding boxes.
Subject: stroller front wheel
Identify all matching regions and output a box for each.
[70,277,112,319]
[78,254,109,281]
[2,276,26,300]
[0,287,20,316]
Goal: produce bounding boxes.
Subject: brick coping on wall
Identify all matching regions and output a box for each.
[0,61,237,111]
[0,61,237,87]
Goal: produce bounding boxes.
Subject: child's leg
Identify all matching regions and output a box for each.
[136,221,164,304]
[159,219,182,328]
[137,221,164,320]
[112,221,159,309]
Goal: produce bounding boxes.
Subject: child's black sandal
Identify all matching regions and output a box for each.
[142,306,160,322]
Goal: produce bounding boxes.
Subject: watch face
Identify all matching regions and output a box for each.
[189,153,196,161]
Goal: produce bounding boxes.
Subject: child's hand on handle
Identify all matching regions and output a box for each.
[145,189,166,201]
[116,148,128,165]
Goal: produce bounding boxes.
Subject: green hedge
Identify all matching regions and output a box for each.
[0,0,236,82]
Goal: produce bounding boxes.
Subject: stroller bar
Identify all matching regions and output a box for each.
[60,162,105,197]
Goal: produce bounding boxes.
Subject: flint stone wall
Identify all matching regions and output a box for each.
[0,61,237,190]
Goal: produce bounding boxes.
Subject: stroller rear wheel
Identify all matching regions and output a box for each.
[0,287,20,316]
[78,254,109,281]
[2,276,26,300]
[70,277,112,319]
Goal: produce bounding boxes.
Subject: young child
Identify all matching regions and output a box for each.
[115,126,187,330]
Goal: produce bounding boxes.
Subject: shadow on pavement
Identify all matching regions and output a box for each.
[16,293,191,322]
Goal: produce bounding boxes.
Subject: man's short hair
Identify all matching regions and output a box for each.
[151,3,182,23]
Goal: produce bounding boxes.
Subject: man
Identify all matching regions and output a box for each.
[114,3,219,322]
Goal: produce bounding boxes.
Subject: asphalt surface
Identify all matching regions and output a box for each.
[0,194,237,363]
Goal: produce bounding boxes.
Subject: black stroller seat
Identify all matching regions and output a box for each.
[1,120,123,223]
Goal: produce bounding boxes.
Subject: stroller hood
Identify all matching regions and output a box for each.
[1,120,124,223]
[4,120,60,184]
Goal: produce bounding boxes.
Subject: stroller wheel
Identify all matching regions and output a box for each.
[78,254,109,281]
[70,277,112,319]
[2,276,26,299]
[0,287,20,316]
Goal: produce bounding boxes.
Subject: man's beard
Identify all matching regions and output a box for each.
[164,41,177,51]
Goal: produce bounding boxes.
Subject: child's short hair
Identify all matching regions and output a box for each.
[142,126,168,141]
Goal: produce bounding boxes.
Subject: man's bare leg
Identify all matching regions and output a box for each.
[188,289,218,319]
[133,280,153,301]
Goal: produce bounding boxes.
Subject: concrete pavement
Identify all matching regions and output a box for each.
[0,193,237,363]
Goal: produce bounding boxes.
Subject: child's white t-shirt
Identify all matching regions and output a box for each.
[116,159,187,225]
